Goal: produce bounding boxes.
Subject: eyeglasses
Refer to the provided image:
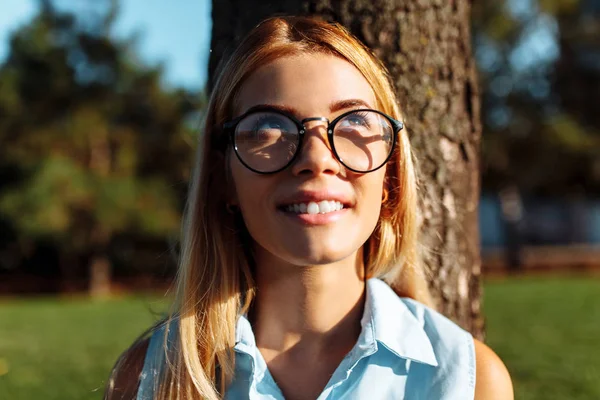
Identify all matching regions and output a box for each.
[222,107,403,174]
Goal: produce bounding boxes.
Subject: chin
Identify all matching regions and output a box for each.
[283,242,357,266]
[251,227,366,268]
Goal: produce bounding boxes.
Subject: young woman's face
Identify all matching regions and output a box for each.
[230,53,387,267]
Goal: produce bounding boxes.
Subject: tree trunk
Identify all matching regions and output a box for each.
[88,226,112,298]
[210,0,484,339]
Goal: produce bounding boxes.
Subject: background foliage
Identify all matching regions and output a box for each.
[0,1,202,292]
[473,0,600,195]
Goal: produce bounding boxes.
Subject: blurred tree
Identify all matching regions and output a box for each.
[210,0,484,337]
[0,0,200,295]
[473,0,600,196]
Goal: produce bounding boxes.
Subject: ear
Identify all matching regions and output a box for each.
[383,173,392,199]
[382,187,389,203]
[380,174,393,218]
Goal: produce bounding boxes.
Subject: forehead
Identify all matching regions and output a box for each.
[235,54,377,117]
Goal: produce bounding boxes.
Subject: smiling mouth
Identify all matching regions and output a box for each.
[283,200,345,215]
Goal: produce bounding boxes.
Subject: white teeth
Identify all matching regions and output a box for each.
[307,202,320,215]
[318,200,331,213]
[285,200,344,215]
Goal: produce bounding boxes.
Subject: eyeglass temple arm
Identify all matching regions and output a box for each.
[392,119,404,132]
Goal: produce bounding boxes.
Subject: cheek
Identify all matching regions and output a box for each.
[358,170,386,231]
[230,156,256,207]
[364,182,384,223]
[360,169,386,206]
[230,157,271,225]
[230,165,279,258]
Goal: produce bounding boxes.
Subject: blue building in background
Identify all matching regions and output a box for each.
[479,194,600,249]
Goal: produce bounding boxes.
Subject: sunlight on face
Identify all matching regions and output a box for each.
[230,54,386,268]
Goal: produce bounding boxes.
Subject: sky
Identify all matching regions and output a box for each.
[0,0,212,90]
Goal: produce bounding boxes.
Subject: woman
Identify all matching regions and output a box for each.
[106,16,513,400]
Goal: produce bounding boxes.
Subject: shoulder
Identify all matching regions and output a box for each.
[105,337,150,400]
[401,297,513,399]
[473,339,514,400]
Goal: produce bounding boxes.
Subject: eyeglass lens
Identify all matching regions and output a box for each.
[233,110,394,173]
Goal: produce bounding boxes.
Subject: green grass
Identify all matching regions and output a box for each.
[0,277,599,399]
[484,276,600,400]
[0,294,168,400]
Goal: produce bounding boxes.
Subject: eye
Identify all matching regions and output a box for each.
[235,110,299,145]
[337,111,372,129]
[253,115,287,132]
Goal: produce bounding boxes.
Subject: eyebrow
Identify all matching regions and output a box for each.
[242,103,298,116]
[241,98,374,117]
[329,98,374,113]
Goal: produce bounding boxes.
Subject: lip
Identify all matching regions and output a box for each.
[281,208,348,225]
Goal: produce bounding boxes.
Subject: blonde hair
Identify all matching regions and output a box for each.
[109,16,432,400]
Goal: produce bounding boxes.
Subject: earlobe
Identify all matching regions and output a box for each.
[382,172,391,203]
[381,187,389,204]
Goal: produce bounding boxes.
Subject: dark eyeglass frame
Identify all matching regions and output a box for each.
[222,106,404,174]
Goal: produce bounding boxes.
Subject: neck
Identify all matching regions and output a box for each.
[251,249,366,357]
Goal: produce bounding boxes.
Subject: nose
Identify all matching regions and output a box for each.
[290,122,341,176]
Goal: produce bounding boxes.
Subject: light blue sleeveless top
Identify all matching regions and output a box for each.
[138,278,475,399]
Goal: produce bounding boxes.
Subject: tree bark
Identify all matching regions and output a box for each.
[210,0,484,339]
[88,226,112,298]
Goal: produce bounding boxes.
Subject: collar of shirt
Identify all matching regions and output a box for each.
[233,278,438,370]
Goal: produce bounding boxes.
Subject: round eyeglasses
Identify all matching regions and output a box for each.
[223,107,403,174]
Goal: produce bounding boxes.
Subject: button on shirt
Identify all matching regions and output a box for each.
[138,279,476,400]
